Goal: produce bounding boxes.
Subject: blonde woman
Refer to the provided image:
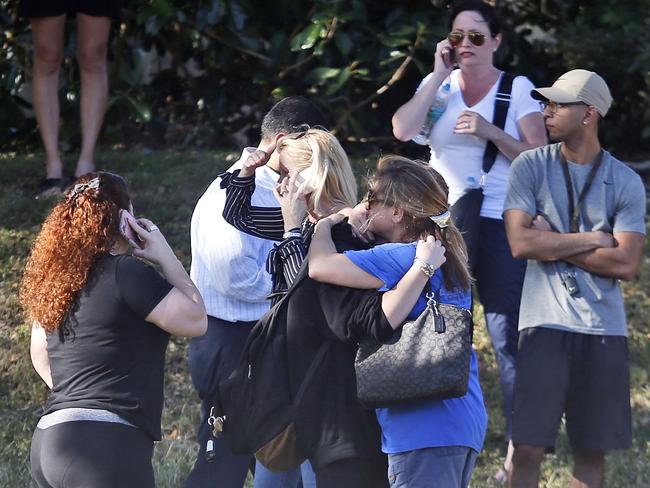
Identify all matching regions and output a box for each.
[221,128,357,300]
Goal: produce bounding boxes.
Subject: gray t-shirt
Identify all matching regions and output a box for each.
[505,143,646,336]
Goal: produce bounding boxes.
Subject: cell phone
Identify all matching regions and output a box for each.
[295,167,316,193]
[119,209,142,248]
[442,47,455,69]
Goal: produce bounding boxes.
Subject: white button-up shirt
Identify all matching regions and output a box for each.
[190,148,279,322]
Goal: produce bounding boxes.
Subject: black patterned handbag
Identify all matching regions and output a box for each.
[354,288,472,408]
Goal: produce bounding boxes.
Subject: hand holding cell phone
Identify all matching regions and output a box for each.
[442,47,455,69]
[127,217,178,269]
[434,39,455,74]
[119,209,144,248]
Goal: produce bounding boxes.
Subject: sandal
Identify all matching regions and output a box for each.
[37,178,63,198]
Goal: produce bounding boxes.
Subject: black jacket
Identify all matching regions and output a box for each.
[283,224,394,470]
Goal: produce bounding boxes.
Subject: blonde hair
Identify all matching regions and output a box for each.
[277,129,357,217]
[369,155,472,291]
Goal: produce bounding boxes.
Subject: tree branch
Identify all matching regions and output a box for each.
[333,34,423,134]
[277,16,339,80]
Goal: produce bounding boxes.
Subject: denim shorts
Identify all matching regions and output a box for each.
[387,446,478,488]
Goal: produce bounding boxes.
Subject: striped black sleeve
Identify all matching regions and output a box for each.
[274,236,307,287]
[220,170,285,241]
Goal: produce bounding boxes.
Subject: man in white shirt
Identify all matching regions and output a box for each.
[185,97,326,488]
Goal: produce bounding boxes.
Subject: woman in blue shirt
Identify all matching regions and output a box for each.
[309,155,488,488]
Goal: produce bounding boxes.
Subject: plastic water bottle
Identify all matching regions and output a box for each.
[413,81,451,145]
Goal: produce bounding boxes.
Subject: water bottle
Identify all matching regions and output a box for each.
[413,81,451,145]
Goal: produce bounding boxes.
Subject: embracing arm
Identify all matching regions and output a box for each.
[30,324,52,388]
[310,216,447,329]
[504,209,614,262]
[308,217,383,289]
[316,243,444,342]
[381,236,446,327]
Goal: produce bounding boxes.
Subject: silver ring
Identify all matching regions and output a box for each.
[465,122,470,129]
[280,190,288,197]
[148,224,159,232]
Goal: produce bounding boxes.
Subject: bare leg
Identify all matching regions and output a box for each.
[75,14,111,177]
[570,449,604,488]
[505,440,515,472]
[30,16,66,179]
[494,440,515,483]
[509,444,544,488]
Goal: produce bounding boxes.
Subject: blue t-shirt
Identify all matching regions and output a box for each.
[345,242,488,453]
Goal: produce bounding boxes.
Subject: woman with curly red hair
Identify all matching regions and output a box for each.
[21,172,207,488]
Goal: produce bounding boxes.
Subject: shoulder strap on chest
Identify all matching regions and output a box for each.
[482,72,515,174]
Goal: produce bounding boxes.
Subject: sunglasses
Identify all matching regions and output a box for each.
[364,188,386,207]
[447,31,489,47]
[538,101,587,114]
[289,124,328,140]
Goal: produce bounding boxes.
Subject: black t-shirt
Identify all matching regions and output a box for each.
[43,254,173,440]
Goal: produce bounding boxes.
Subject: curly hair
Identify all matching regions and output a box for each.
[20,172,131,333]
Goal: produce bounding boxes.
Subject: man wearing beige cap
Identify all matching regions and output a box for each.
[503,69,646,487]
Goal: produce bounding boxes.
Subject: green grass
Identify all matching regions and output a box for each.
[1,149,649,487]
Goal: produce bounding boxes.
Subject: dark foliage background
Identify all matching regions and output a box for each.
[1,0,649,158]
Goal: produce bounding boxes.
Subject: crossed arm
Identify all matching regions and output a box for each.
[504,209,645,281]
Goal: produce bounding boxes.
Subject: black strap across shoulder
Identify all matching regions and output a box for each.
[559,147,604,233]
[482,72,515,174]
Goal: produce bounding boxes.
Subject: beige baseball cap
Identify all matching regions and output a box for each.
[531,69,613,117]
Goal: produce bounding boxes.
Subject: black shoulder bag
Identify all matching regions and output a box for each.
[449,72,514,271]
[355,286,472,408]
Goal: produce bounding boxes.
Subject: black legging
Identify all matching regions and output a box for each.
[31,420,155,488]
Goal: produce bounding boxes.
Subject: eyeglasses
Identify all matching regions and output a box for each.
[538,101,587,114]
[289,124,328,140]
[364,189,385,207]
[447,31,488,47]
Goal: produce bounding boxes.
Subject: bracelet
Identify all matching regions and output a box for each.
[414,257,436,277]
[283,228,302,239]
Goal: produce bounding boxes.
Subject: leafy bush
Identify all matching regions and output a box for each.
[1,0,649,157]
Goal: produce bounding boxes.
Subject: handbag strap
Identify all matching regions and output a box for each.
[427,285,474,341]
[482,72,514,174]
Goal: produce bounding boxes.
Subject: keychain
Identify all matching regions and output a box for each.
[205,407,225,462]
[432,302,446,333]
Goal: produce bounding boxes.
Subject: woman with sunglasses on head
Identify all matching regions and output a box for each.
[21,172,207,487]
[308,156,487,488]
[392,1,546,479]
[220,127,357,300]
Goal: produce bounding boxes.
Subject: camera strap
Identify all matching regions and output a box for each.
[558,146,604,233]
